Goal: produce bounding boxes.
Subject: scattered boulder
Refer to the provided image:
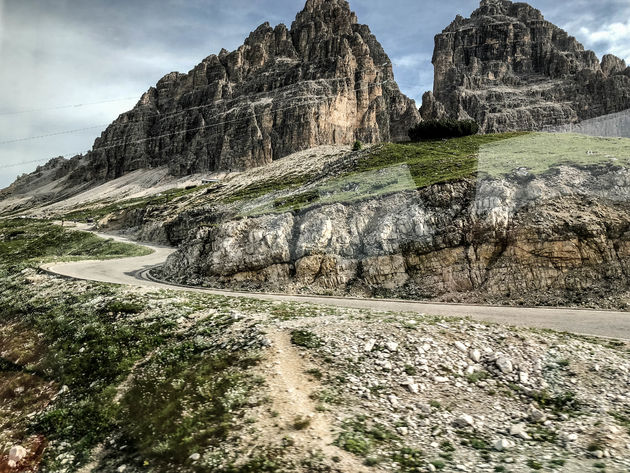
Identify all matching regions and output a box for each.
[528,406,546,423]
[454,341,468,353]
[496,357,513,374]
[494,438,514,452]
[509,423,531,440]
[453,414,475,428]
[469,349,481,363]
[8,446,27,468]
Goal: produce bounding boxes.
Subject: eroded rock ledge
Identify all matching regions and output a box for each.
[162,165,630,308]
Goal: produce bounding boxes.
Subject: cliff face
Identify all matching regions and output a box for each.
[57,0,417,186]
[162,164,630,309]
[423,0,630,132]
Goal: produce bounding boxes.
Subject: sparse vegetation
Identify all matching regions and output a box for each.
[526,458,543,470]
[62,184,212,222]
[0,218,151,269]
[529,389,582,415]
[290,329,323,349]
[466,369,489,384]
[335,416,398,458]
[392,447,425,471]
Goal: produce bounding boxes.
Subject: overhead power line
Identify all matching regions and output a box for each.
[0,97,139,117]
[0,125,111,145]
[0,77,393,170]
[0,61,398,144]
[0,75,392,145]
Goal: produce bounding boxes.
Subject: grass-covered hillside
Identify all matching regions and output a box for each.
[235,132,630,215]
[48,132,630,223]
[0,219,151,271]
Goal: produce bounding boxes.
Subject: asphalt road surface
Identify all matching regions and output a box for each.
[41,227,630,341]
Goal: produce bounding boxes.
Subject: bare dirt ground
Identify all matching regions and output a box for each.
[247,330,370,472]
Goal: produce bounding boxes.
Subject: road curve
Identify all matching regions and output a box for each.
[42,228,630,341]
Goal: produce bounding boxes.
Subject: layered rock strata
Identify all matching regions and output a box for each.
[163,164,630,308]
[423,0,630,133]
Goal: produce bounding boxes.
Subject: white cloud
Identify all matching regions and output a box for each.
[392,53,432,69]
[579,21,630,62]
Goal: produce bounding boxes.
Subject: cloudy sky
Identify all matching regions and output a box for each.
[1,0,629,188]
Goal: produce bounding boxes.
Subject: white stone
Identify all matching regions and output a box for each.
[454,341,467,353]
[561,432,578,442]
[493,438,514,451]
[117,466,127,473]
[496,357,513,374]
[519,371,529,384]
[189,453,201,461]
[434,376,449,383]
[386,341,399,352]
[528,406,545,423]
[364,339,376,352]
[509,423,531,440]
[8,446,27,468]
[453,414,475,428]
[469,349,481,363]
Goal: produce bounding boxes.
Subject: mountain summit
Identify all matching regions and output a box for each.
[3,0,418,206]
[422,0,630,132]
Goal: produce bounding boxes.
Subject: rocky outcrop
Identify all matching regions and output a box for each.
[8,0,417,201]
[422,0,630,132]
[163,164,630,308]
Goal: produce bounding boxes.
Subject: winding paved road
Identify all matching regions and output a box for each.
[41,227,630,340]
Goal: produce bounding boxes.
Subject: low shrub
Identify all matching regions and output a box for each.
[408,119,479,141]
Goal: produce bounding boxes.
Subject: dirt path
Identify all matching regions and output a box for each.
[251,331,370,472]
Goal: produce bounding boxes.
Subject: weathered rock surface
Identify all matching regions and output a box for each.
[2,0,418,208]
[163,163,630,308]
[422,0,630,132]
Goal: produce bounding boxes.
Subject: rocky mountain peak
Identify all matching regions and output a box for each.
[300,0,355,17]
[424,0,630,132]
[2,0,418,206]
[473,0,541,19]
